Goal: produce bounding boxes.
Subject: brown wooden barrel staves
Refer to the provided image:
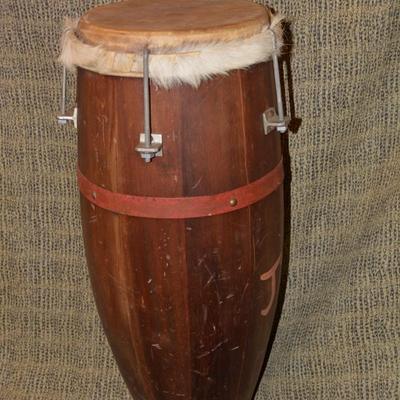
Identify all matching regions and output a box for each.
[78,63,283,400]
[58,1,286,399]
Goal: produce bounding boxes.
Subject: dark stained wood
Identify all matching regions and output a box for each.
[78,61,283,400]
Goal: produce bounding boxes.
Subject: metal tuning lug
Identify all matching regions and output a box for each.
[263,108,290,135]
[136,133,163,161]
[57,66,78,128]
[57,106,78,128]
[135,49,163,163]
[263,28,289,135]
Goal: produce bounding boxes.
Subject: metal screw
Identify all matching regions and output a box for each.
[230,198,238,207]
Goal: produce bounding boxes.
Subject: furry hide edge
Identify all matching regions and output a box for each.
[59,16,284,89]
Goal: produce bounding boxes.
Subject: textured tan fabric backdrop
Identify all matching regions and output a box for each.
[1,0,399,399]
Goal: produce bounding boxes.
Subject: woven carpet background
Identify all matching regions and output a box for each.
[1,0,399,399]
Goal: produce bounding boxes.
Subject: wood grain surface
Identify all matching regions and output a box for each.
[78,62,284,400]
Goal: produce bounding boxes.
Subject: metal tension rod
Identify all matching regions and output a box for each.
[135,48,163,163]
[57,65,78,128]
[143,49,151,149]
[263,28,289,135]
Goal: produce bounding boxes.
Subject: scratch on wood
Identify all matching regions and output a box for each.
[239,282,249,305]
[202,304,208,323]
[191,176,203,190]
[105,271,134,296]
[204,272,217,288]
[162,391,185,397]
[196,339,228,359]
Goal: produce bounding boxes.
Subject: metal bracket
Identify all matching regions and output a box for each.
[263,108,290,135]
[57,65,78,128]
[135,49,163,163]
[263,28,289,135]
[57,106,78,128]
[136,133,163,159]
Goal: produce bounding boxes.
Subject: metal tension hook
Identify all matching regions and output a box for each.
[135,49,163,163]
[57,65,78,128]
[263,28,289,135]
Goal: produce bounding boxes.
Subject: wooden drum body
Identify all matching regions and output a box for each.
[59,1,287,399]
[78,64,283,400]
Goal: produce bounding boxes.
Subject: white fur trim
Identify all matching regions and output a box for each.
[59,16,284,89]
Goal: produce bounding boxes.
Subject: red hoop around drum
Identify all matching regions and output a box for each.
[78,159,283,219]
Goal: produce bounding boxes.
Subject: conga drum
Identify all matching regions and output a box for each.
[57,1,288,399]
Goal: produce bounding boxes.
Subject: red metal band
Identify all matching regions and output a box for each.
[78,159,284,220]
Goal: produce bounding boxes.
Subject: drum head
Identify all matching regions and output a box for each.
[77,0,270,52]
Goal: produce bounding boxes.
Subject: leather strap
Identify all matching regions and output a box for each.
[78,159,284,220]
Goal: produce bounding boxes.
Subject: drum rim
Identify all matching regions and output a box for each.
[58,12,284,89]
[77,0,270,53]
